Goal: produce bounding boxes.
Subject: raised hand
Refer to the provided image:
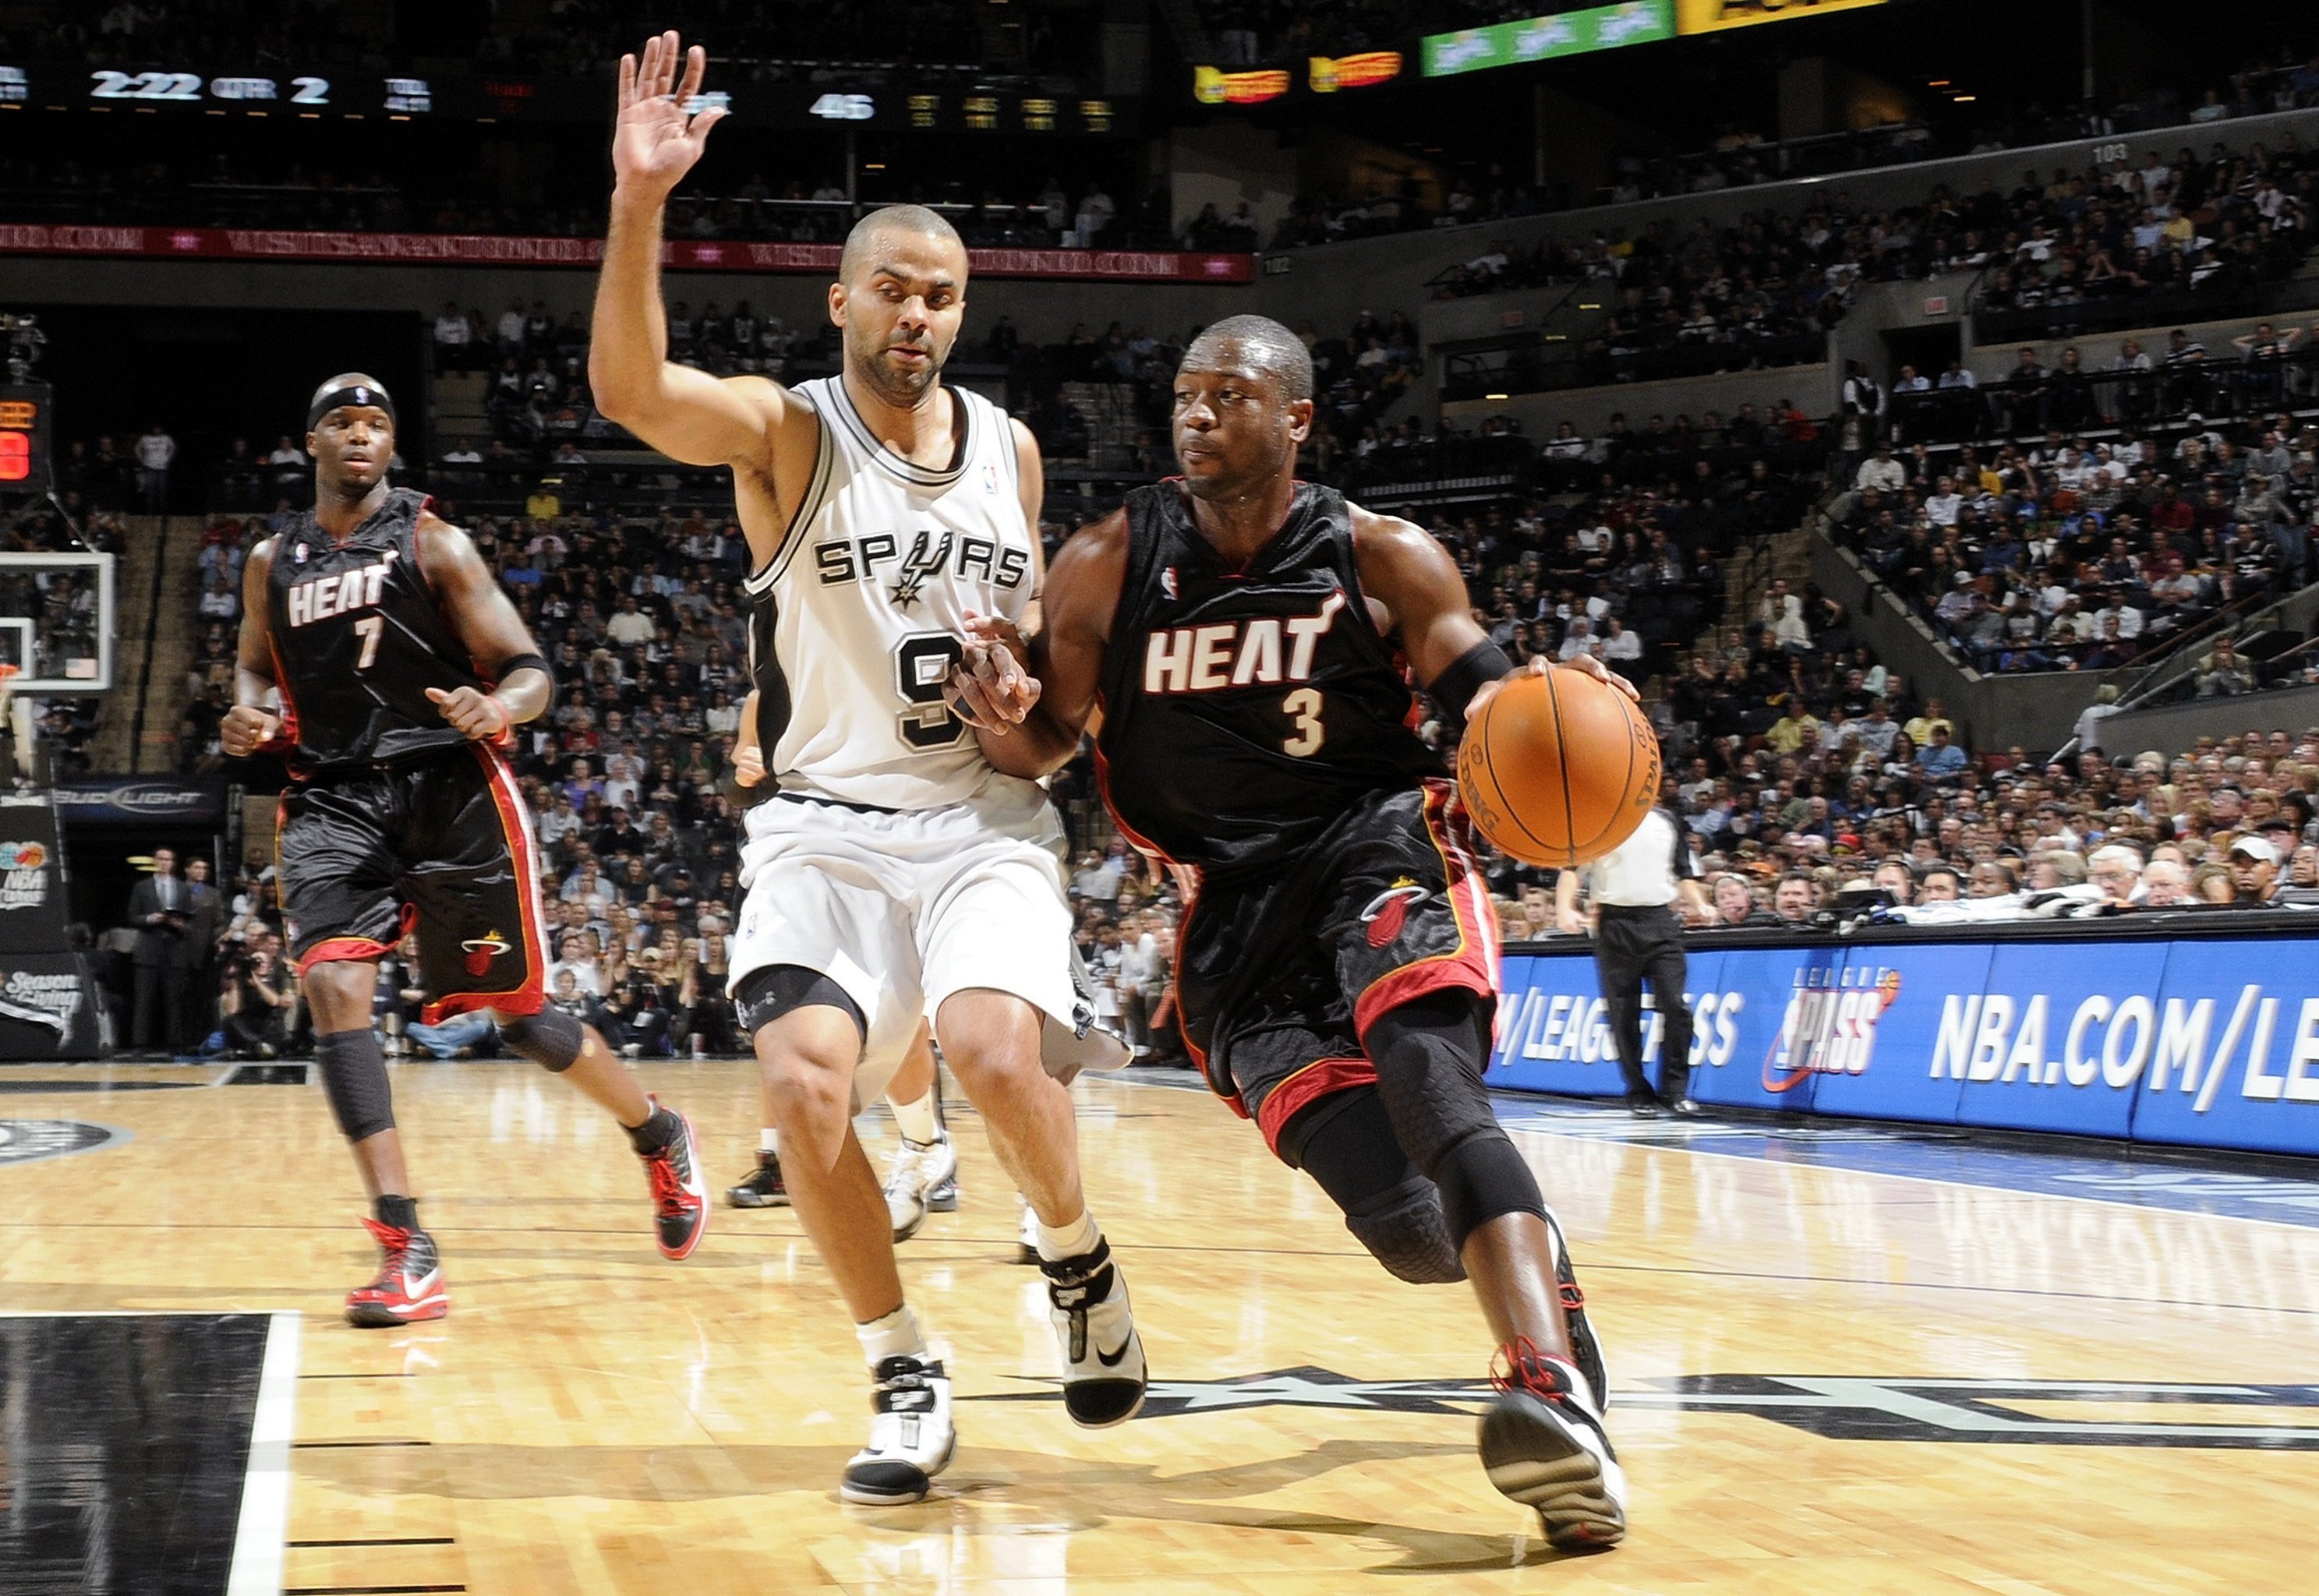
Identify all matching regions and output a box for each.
[612,31,728,202]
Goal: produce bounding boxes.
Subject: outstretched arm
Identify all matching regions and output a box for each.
[418,516,552,743]
[588,32,791,472]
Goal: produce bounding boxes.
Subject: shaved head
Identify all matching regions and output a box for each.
[840,204,965,286]
[1184,316,1313,404]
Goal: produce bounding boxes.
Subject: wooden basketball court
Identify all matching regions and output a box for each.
[2,1061,2316,1594]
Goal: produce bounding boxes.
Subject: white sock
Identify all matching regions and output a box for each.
[890,1089,941,1146]
[759,1125,779,1155]
[1035,1206,1100,1263]
[855,1305,926,1368]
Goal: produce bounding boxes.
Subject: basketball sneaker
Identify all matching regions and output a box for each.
[1040,1237,1146,1427]
[638,1100,709,1259]
[840,1353,956,1505]
[884,1133,960,1242]
[1014,1199,1039,1265]
[1479,1339,1628,1552]
[1542,1207,1609,1412]
[345,1217,448,1329]
[727,1148,790,1208]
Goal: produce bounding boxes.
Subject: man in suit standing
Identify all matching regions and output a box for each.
[179,855,224,1051]
[129,847,189,1056]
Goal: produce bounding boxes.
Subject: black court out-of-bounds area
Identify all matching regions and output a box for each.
[0,1314,272,1595]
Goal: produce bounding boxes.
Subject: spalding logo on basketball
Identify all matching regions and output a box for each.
[1457,670,1661,868]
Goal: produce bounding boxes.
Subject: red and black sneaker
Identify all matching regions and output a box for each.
[345,1218,448,1329]
[1541,1207,1609,1413]
[639,1099,709,1259]
[1479,1338,1628,1552]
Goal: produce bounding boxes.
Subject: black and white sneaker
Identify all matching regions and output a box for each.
[884,1134,960,1242]
[1479,1340,1628,1552]
[726,1149,790,1209]
[1541,1207,1608,1412]
[1040,1235,1146,1428]
[840,1354,956,1506]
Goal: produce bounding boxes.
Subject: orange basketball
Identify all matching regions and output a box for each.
[1456,669,1662,868]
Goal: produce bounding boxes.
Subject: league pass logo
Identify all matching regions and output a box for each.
[970,1368,2319,1447]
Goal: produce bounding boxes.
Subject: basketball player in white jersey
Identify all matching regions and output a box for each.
[589,34,1143,1505]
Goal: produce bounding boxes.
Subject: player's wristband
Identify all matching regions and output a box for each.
[1427,640,1516,727]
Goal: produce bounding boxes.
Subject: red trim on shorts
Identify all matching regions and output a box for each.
[295,935,394,975]
[1094,738,1243,1118]
[1255,1055,1377,1156]
[266,636,302,754]
[1350,779,1500,1040]
[425,744,550,1024]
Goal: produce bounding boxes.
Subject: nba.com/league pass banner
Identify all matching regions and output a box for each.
[1490,930,2319,1157]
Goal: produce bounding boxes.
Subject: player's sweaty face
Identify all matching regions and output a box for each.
[309,407,393,492]
[1172,358,1297,499]
[833,235,967,405]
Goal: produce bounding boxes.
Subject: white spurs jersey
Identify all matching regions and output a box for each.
[744,374,1037,809]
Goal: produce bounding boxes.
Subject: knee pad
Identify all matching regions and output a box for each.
[499,1004,585,1072]
[1344,1173,1467,1285]
[316,1028,395,1142]
[1433,1128,1545,1251]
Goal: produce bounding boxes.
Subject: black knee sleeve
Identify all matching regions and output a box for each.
[1363,991,1544,1248]
[1345,1174,1469,1284]
[734,964,865,1043]
[500,1004,585,1072]
[1279,1086,1465,1285]
[316,1027,395,1142]
[1432,1128,1546,1250]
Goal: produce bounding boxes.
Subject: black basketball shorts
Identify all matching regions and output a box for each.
[1172,779,1500,1156]
[278,744,549,1022]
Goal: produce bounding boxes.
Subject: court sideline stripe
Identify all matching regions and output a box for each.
[225,1308,302,1596]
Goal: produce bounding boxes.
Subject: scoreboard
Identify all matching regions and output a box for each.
[0,385,51,497]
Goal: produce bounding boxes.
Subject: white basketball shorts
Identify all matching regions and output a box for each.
[728,774,1115,1105]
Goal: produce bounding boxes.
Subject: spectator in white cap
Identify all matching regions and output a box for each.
[2227,835,2280,905]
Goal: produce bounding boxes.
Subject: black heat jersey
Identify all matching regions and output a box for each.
[1096,481,1443,878]
[265,489,489,772]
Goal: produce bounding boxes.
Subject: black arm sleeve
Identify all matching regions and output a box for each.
[1426,639,1515,727]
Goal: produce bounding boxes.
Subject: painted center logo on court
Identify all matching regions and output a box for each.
[969,1367,2319,1447]
[0,1119,125,1167]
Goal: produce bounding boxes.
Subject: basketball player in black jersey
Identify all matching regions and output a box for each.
[948,316,1631,1549]
[221,374,709,1327]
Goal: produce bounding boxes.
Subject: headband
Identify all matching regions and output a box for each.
[307,382,397,434]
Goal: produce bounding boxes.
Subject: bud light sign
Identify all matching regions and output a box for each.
[1491,930,2319,1157]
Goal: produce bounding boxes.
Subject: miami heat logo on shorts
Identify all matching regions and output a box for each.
[461,931,513,977]
[1359,878,1428,948]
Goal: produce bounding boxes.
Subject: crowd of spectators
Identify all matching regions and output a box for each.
[1605,570,2319,934]
[1833,400,2314,675]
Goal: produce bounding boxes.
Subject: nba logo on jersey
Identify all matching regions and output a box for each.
[293,542,309,563]
[983,464,999,494]
[1161,567,1179,600]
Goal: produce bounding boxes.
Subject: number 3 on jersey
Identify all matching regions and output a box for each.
[896,633,965,748]
[1281,687,1324,756]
